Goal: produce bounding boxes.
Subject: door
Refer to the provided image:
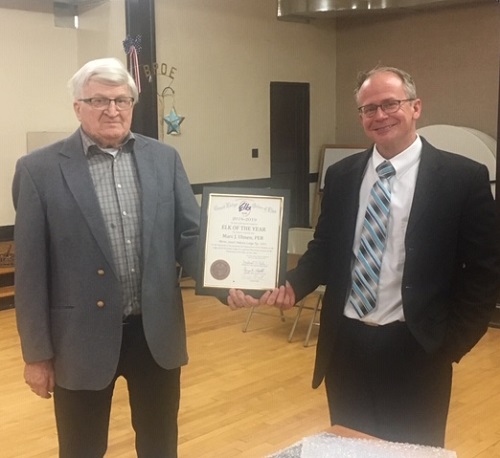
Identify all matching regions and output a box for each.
[270,82,310,228]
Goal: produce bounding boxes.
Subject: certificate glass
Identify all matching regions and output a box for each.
[196,187,290,298]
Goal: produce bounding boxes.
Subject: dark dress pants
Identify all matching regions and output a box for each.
[325,316,452,447]
[54,315,181,458]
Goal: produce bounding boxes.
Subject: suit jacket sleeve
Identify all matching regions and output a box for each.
[12,156,54,363]
[172,148,200,280]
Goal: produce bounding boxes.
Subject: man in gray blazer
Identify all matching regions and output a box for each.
[12,58,199,457]
[229,66,500,447]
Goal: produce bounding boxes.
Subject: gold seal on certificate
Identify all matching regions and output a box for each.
[196,187,290,298]
[210,259,231,280]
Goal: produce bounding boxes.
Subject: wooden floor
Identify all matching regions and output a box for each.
[2,288,500,457]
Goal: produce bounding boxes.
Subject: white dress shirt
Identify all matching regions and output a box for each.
[344,136,422,324]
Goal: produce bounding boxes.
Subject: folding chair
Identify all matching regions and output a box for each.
[302,285,325,347]
[242,301,286,332]
[286,228,325,346]
[242,227,313,332]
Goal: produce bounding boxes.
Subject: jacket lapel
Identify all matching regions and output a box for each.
[406,138,442,237]
[337,149,371,244]
[336,141,442,241]
[133,136,158,264]
[58,131,117,275]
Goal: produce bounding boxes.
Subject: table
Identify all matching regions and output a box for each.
[325,424,379,440]
[269,424,457,457]
[267,424,379,457]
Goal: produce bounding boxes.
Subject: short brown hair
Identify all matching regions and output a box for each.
[354,65,417,102]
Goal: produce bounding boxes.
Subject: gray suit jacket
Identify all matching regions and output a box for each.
[12,129,200,390]
[288,137,500,388]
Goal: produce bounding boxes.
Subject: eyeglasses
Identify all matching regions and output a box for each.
[358,99,415,118]
[78,97,135,111]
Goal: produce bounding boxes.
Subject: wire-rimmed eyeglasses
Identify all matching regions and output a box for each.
[358,99,415,118]
[78,97,135,111]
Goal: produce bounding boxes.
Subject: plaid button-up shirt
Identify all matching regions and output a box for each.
[81,129,142,316]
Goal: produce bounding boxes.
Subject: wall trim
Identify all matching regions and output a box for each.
[191,173,318,195]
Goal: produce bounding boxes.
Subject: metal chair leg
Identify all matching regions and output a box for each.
[288,300,305,342]
[304,295,322,347]
[243,305,286,332]
[242,305,256,332]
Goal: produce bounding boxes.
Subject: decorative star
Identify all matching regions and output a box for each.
[163,108,185,135]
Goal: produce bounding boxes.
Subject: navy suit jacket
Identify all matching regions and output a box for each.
[12,129,200,390]
[288,137,500,388]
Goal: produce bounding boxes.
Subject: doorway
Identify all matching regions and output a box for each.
[270,82,310,228]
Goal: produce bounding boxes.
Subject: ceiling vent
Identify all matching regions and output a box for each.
[0,0,107,14]
[0,0,108,27]
[277,0,492,20]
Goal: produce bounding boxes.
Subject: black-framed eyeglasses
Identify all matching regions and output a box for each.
[357,99,415,118]
[78,97,135,111]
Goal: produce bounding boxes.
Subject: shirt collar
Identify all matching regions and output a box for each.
[80,127,135,158]
[372,135,422,178]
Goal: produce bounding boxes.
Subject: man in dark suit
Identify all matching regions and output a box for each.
[12,58,200,457]
[229,66,500,447]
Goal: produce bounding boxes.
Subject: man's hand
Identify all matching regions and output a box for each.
[227,282,296,311]
[24,360,55,399]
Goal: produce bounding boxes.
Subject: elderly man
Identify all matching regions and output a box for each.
[13,58,199,457]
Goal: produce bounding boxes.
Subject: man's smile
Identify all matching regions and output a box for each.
[373,122,397,133]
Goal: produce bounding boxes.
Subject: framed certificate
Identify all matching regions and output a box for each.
[196,187,290,298]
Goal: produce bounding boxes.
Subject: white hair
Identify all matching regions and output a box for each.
[68,57,139,102]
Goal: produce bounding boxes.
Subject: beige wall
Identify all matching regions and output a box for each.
[334,3,499,146]
[0,8,78,226]
[77,0,126,67]
[1,1,498,227]
[1,0,337,226]
[154,0,338,185]
[0,2,125,226]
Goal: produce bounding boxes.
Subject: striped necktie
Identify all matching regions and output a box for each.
[348,160,396,317]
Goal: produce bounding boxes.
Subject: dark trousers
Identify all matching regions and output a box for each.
[325,316,452,447]
[53,316,181,458]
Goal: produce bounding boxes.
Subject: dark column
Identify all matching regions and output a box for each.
[125,0,158,139]
[490,58,500,327]
[496,58,500,208]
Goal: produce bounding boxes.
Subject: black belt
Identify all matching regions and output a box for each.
[122,314,142,325]
[343,316,405,328]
